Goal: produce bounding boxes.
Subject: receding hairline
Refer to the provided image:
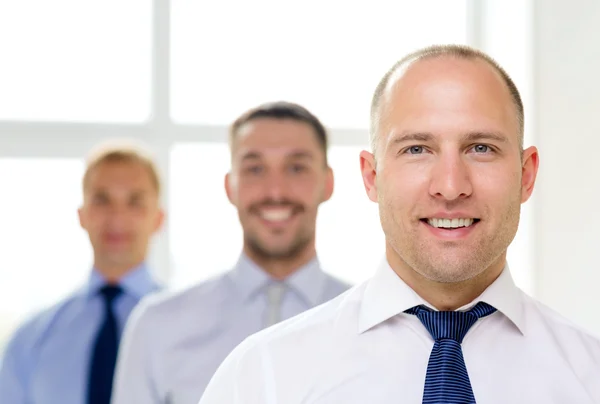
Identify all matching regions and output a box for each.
[82,140,162,196]
[369,44,525,154]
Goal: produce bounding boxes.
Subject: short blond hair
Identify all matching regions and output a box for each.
[83,139,161,196]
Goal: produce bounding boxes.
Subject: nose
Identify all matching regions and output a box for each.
[428,153,473,201]
[106,203,131,227]
[263,171,290,202]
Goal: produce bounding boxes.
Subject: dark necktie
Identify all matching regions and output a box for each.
[87,285,123,404]
[405,302,497,404]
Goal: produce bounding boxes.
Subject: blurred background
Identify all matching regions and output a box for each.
[0,0,598,353]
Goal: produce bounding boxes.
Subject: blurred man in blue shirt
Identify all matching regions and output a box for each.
[0,140,165,404]
[111,101,351,404]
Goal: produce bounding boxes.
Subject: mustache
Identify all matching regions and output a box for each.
[248,199,304,213]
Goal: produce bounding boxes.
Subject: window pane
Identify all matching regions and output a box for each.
[0,159,91,353]
[0,1,151,122]
[171,0,468,128]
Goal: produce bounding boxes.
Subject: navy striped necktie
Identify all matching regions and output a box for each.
[405,302,496,404]
[87,285,123,404]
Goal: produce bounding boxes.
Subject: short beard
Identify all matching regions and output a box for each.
[381,192,521,285]
[245,233,312,262]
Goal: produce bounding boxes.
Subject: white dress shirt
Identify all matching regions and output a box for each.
[198,261,600,404]
[111,254,350,404]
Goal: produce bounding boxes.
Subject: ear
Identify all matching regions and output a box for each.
[322,166,334,202]
[78,206,86,230]
[360,150,379,203]
[224,172,235,205]
[520,146,539,203]
[154,208,165,233]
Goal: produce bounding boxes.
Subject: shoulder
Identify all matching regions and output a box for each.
[138,273,230,314]
[525,294,599,337]
[2,291,82,359]
[123,272,233,335]
[522,293,600,360]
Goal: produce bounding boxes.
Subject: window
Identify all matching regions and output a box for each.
[170,0,469,128]
[169,142,384,288]
[0,0,152,122]
[0,159,90,350]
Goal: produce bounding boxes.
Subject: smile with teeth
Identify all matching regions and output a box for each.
[259,208,294,222]
[426,218,479,229]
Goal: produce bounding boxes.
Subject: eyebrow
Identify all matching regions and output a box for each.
[286,151,314,160]
[91,189,149,196]
[240,150,315,161]
[240,151,262,161]
[391,132,434,144]
[391,131,509,145]
[463,131,509,143]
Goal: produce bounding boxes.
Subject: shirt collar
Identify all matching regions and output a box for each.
[357,260,526,335]
[86,262,159,300]
[285,256,327,307]
[227,253,327,307]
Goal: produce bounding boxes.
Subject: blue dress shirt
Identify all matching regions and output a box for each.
[0,263,160,404]
[111,254,351,404]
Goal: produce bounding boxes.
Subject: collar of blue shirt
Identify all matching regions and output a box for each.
[227,253,329,307]
[84,262,159,300]
[357,260,527,336]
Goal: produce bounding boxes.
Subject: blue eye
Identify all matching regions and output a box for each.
[407,146,424,154]
[473,144,491,153]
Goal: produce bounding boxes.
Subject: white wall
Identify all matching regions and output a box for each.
[534,0,600,336]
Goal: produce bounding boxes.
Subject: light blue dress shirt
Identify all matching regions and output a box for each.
[111,254,351,404]
[0,263,160,404]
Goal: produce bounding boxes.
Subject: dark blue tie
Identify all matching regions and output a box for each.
[87,285,123,404]
[405,302,496,404]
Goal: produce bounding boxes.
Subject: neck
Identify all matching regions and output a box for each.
[386,246,506,311]
[243,244,317,280]
[93,257,144,284]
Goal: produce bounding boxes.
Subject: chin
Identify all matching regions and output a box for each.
[428,271,480,284]
[102,252,133,264]
[267,241,298,254]
[423,262,485,283]
[409,252,477,281]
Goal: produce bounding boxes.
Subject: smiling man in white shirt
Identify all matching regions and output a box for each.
[198,44,600,404]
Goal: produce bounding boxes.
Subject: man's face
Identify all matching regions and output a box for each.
[361,57,538,283]
[79,160,163,269]
[226,118,333,260]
